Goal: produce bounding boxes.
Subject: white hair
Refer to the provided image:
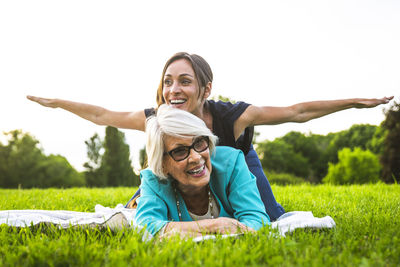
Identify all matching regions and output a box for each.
[145,104,218,179]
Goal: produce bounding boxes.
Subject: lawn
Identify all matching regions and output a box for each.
[0,184,399,266]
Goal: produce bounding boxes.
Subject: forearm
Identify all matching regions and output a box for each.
[163,217,253,237]
[164,220,214,237]
[291,98,357,122]
[54,99,111,125]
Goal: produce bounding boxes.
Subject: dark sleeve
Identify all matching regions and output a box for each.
[208,100,254,155]
[144,108,156,118]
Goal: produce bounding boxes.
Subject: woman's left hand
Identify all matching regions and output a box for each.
[354,96,394,108]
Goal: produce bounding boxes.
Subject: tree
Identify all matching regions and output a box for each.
[0,130,43,188]
[380,100,400,183]
[36,155,85,187]
[279,131,328,182]
[367,126,386,155]
[323,148,380,185]
[100,127,140,187]
[326,124,379,163]
[0,130,83,188]
[255,125,382,183]
[211,95,237,103]
[83,133,106,187]
[256,139,309,178]
[255,131,333,182]
[139,145,148,170]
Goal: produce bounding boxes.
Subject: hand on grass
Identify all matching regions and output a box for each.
[211,217,255,234]
[159,218,255,241]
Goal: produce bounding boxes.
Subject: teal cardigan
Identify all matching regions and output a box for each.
[134,146,270,236]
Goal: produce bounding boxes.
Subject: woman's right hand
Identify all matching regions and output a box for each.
[27,95,58,108]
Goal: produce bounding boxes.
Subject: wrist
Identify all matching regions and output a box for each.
[52,98,62,108]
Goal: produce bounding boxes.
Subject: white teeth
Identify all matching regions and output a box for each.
[170,99,186,104]
[188,165,204,174]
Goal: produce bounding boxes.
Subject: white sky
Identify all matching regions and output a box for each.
[1,0,399,172]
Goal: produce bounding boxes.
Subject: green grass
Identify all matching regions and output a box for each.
[1,184,399,266]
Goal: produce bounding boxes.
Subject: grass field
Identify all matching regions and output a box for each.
[1,184,399,266]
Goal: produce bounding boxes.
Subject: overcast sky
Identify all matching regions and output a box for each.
[1,0,399,171]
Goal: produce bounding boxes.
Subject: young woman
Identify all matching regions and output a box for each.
[27,52,393,221]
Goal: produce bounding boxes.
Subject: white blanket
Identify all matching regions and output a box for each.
[272,211,336,237]
[0,205,335,240]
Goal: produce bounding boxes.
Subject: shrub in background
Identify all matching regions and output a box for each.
[323,147,380,185]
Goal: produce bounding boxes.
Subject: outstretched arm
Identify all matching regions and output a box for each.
[234,96,393,139]
[27,95,147,131]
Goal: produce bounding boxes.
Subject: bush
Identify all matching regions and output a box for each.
[257,140,309,178]
[323,147,380,185]
[265,171,308,185]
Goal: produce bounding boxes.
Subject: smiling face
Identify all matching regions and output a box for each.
[162,59,210,117]
[162,135,212,194]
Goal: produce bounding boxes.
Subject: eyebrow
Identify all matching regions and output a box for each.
[168,137,197,149]
[164,73,194,78]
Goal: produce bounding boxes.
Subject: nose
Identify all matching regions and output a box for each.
[187,147,202,162]
[170,82,182,94]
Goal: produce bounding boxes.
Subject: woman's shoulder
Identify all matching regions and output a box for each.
[212,146,245,169]
[144,107,156,118]
[210,147,248,189]
[140,168,171,190]
[214,146,242,155]
[207,100,251,116]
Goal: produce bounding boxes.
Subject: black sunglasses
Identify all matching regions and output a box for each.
[165,136,210,162]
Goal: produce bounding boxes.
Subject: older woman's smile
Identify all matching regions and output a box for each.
[187,164,206,176]
[163,135,212,192]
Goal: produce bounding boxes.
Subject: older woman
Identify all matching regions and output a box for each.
[134,104,269,237]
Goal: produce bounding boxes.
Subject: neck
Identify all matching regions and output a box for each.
[177,184,209,215]
[192,100,207,118]
[194,101,212,132]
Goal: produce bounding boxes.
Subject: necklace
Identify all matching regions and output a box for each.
[173,183,214,221]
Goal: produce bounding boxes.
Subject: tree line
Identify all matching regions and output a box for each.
[0,126,139,188]
[0,100,399,188]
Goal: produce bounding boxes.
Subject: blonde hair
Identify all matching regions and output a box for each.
[145,104,218,179]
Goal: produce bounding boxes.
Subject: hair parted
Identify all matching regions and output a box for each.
[145,104,218,179]
[156,52,213,107]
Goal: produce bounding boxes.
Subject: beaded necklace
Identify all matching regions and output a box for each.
[173,183,214,221]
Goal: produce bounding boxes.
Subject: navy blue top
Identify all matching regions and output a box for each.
[145,100,254,155]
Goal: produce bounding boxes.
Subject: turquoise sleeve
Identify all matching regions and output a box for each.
[227,150,270,229]
[134,174,170,236]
